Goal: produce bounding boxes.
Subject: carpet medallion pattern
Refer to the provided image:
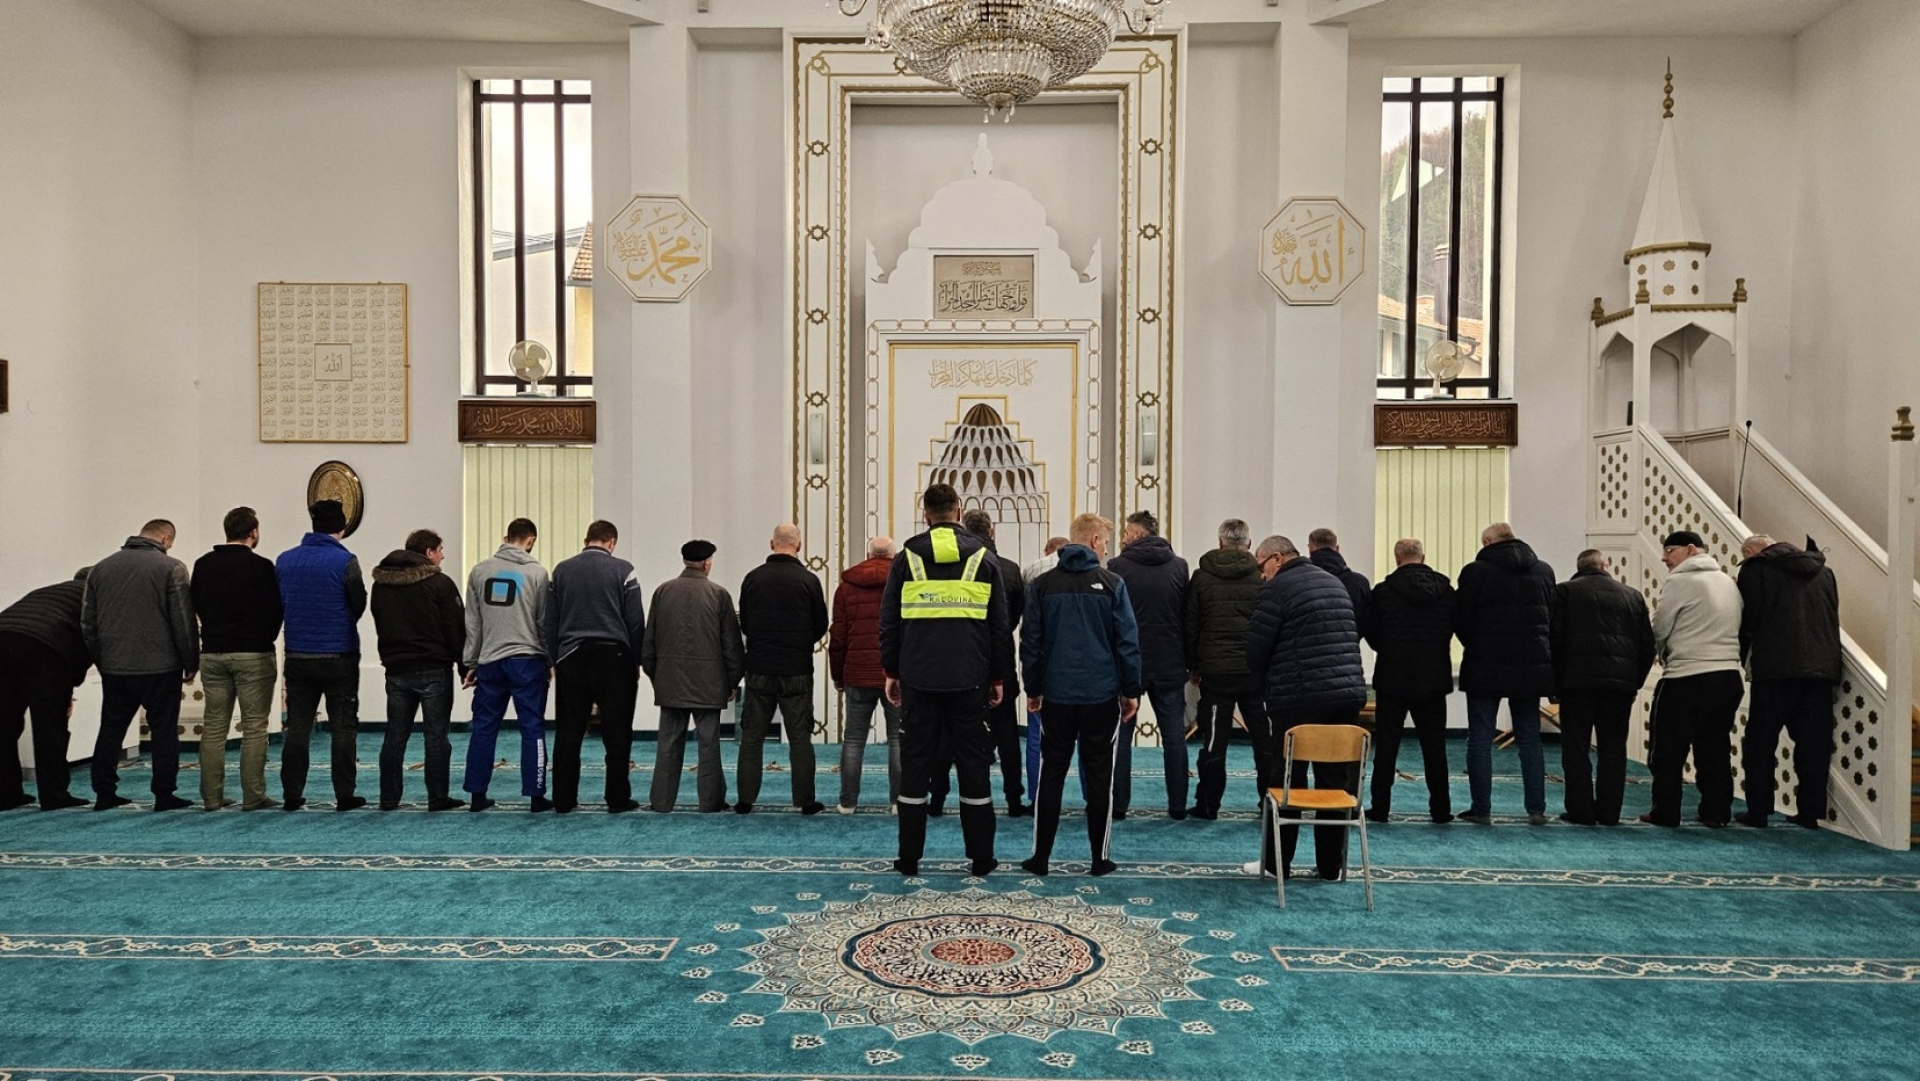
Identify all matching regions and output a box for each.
[713,886,1216,1046]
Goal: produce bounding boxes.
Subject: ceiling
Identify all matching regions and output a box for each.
[1322,0,1850,39]
[132,0,641,43]
[132,0,1852,43]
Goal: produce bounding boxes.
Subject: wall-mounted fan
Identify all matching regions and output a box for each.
[1424,339,1466,397]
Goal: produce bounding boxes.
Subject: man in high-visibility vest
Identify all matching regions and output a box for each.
[878,482,1011,877]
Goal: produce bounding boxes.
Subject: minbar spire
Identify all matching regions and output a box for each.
[1625,62,1710,302]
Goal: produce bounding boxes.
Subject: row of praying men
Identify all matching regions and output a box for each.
[0,497,1840,881]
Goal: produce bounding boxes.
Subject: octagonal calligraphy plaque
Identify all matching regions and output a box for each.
[607,194,712,302]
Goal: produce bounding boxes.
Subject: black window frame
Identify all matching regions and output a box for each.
[471,78,593,397]
[1378,76,1505,400]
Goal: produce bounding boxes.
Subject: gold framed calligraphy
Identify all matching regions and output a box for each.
[457,399,598,445]
[1373,401,1519,448]
[606,194,712,302]
[1260,197,1364,306]
[932,255,1035,318]
[256,283,410,443]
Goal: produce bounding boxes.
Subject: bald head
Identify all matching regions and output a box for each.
[139,519,177,549]
[770,523,802,555]
[1392,538,1425,566]
[1741,534,1775,559]
[867,536,896,560]
[1481,522,1515,547]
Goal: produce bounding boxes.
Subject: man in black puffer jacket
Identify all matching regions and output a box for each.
[1364,538,1456,824]
[0,569,93,810]
[736,523,830,816]
[1183,518,1266,819]
[371,529,468,812]
[1550,550,1653,826]
[1108,510,1189,819]
[1454,522,1556,825]
[1307,528,1370,634]
[1735,534,1841,829]
[1245,535,1367,879]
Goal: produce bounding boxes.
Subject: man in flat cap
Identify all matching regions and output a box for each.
[275,500,367,811]
[1642,530,1744,828]
[643,540,746,812]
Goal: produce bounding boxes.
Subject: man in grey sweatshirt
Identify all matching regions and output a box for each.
[462,518,554,812]
[1641,530,1745,828]
[82,519,199,811]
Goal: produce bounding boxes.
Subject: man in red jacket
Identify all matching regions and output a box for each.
[830,536,897,812]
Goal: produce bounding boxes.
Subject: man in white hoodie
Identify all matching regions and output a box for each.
[463,517,555,812]
[1641,530,1744,828]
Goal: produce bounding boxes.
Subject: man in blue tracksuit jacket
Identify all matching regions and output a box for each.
[1019,513,1142,877]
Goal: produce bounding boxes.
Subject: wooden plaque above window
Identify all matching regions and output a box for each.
[457,398,596,444]
[1374,401,1518,447]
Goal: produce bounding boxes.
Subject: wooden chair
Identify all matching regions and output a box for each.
[1258,724,1373,910]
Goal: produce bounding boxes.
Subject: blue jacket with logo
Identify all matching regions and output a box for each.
[1020,544,1144,705]
[276,533,365,654]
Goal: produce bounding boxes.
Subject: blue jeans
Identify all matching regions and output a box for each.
[1465,694,1543,815]
[1109,684,1190,814]
[839,685,902,808]
[465,655,549,798]
[381,667,454,807]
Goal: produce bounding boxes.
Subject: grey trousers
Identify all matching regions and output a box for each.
[651,707,728,812]
[198,652,278,809]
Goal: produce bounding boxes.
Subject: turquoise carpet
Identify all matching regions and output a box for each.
[2,732,1916,1081]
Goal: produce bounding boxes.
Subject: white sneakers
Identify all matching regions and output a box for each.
[836,804,856,815]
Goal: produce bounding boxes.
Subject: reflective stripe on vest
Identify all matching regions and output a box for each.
[901,544,991,620]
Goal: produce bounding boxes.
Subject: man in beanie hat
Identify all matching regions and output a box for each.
[1642,530,1744,828]
[642,540,744,812]
[463,518,555,812]
[275,500,367,811]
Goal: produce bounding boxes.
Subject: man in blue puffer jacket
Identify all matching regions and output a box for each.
[275,500,367,811]
[1244,534,1366,880]
[1019,513,1142,877]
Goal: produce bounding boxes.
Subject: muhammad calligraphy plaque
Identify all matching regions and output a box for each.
[457,399,598,445]
[606,195,712,302]
[1261,197,1364,306]
[256,282,410,443]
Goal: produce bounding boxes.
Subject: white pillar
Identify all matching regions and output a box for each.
[623,23,698,573]
[1887,405,1915,850]
[1268,5,1353,541]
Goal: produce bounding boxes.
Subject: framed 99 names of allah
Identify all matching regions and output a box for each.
[257,282,410,443]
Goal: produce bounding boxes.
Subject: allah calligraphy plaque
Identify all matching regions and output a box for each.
[932,255,1035,318]
[606,194,712,302]
[1261,197,1365,305]
[257,283,410,443]
[1374,401,1519,448]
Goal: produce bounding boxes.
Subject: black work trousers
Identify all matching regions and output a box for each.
[896,685,996,866]
[94,671,183,800]
[1742,678,1836,820]
[1647,670,1744,825]
[1262,709,1359,877]
[552,642,640,811]
[1369,692,1451,820]
[1191,675,1266,815]
[1557,688,1636,825]
[929,686,1026,807]
[1029,701,1122,865]
[283,653,361,804]
[0,634,75,805]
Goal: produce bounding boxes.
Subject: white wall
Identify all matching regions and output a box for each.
[1789,0,1920,554]
[0,0,199,597]
[1345,36,1799,574]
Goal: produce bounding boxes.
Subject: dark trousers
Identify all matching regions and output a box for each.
[0,635,74,805]
[283,653,361,803]
[1742,678,1836,820]
[896,685,996,866]
[1262,709,1359,877]
[1112,683,1188,815]
[1029,701,1122,864]
[465,655,549,797]
[1558,688,1635,825]
[553,642,640,810]
[378,667,454,807]
[737,672,818,809]
[1192,675,1265,815]
[1369,692,1451,819]
[95,672,183,800]
[930,687,1025,808]
[1647,670,1744,825]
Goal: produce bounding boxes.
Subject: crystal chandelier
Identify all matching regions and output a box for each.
[838,0,1171,121]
